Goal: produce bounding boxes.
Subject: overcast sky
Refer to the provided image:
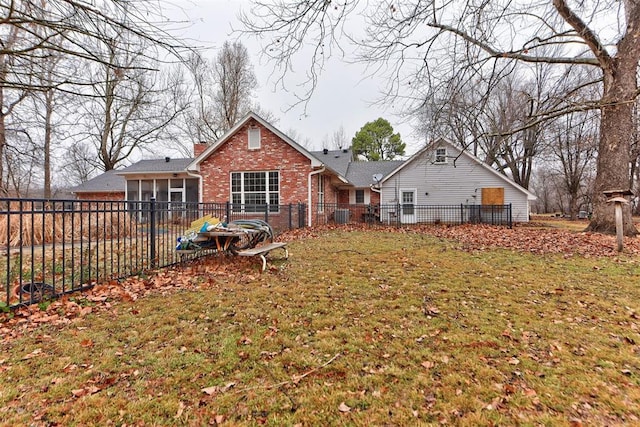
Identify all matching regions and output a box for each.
[175,0,423,156]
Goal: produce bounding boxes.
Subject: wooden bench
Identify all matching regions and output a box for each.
[236,242,289,271]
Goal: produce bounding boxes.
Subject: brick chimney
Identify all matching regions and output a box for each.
[193,142,208,157]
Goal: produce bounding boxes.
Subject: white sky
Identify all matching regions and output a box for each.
[174,0,423,155]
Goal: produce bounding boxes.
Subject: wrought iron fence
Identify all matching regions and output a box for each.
[314,203,512,227]
[1,198,306,309]
[1,197,510,309]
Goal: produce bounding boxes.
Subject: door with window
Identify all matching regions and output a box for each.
[400,189,417,224]
[169,190,184,220]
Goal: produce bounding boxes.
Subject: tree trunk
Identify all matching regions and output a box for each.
[0,109,5,197]
[586,60,638,236]
[44,90,53,199]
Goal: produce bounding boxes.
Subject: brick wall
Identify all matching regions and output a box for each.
[194,142,208,157]
[75,191,125,201]
[199,118,316,206]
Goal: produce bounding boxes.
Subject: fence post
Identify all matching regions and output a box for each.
[150,197,156,268]
[288,203,293,230]
[509,203,513,228]
[460,204,464,225]
[298,203,306,228]
[225,201,231,223]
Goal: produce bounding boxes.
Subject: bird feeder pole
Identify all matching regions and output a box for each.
[603,189,633,252]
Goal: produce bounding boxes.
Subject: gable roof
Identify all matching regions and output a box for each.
[311,149,352,177]
[346,160,405,187]
[381,138,537,200]
[188,111,323,171]
[117,158,193,175]
[309,149,404,187]
[70,169,126,193]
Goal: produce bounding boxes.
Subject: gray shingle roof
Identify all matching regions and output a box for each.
[72,149,404,194]
[310,149,352,177]
[310,148,404,187]
[71,169,126,193]
[345,160,405,187]
[117,158,194,174]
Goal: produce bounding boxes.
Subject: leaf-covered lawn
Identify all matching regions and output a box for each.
[1,224,639,426]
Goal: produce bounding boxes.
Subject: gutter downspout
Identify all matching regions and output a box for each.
[308,166,325,227]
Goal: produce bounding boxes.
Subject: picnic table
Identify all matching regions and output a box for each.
[176,219,288,271]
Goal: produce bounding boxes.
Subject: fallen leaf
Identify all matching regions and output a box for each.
[71,388,86,398]
[202,386,219,395]
[421,361,434,369]
[175,401,185,419]
[22,348,42,360]
[338,402,351,413]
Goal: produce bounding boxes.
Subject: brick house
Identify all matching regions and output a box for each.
[71,112,389,226]
[70,169,126,201]
[71,112,534,225]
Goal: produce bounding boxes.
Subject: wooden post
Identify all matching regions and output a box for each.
[614,200,624,252]
[603,189,633,253]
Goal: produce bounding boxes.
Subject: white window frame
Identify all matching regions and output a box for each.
[248,127,261,150]
[318,174,325,213]
[350,189,369,204]
[435,147,447,164]
[230,171,280,213]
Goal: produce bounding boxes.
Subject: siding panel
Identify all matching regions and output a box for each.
[380,144,531,222]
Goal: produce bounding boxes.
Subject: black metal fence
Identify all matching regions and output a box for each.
[2,198,510,309]
[314,203,512,227]
[1,198,306,309]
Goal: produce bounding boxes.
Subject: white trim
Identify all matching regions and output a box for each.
[308,167,325,226]
[248,127,261,149]
[350,189,370,204]
[381,138,537,201]
[434,147,448,164]
[399,188,417,224]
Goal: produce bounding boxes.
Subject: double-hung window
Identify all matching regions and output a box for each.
[435,147,447,164]
[231,171,279,212]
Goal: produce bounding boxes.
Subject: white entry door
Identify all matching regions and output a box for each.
[400,189,417,224]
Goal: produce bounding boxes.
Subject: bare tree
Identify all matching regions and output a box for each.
[177,43,259,152]
[61,142,96,186]
[213,41,257,133]
[29,48,73,198]
[0,0,191,189]
[180,53,219,145]
[0,0,187,93]
[79,26,186,171]
[0,22,29,196]
[331,125,348,150]
[549,111,598,218]
[241,0,640,235]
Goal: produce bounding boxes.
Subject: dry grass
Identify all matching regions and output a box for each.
[0,205,136,247]
[1,229,639,426]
